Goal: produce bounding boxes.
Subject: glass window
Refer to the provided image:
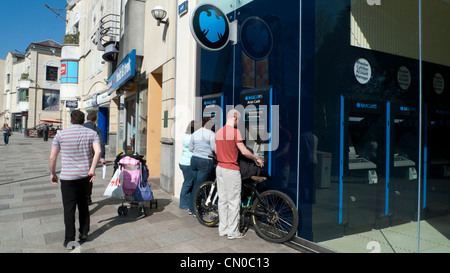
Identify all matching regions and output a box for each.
[46,66,59,81]
[18,89,28,102]
[60,61,79,84]
[420,0,450,253]
[125,97,136,153]
[137,89,148,156]
[117,97,125,154]
[43,90,59,110]
[196,0,450,252]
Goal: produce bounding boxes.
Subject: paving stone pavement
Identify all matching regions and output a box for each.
[0,133,302,254]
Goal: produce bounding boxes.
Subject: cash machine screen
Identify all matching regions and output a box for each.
[202,93,224,130]
[240,87,273,175]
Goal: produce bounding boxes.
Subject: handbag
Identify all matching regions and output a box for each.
[134,181,153,201]
[103,168,125,198]
[134,166,152,201]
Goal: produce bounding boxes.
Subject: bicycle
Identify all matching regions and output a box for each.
[193,168,299,243]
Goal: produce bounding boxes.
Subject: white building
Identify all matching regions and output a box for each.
[1,40,62,133]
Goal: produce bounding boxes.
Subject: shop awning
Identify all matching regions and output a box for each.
[40,119,62,124]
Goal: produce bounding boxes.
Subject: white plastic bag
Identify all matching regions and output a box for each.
[102,165,107,179]
[103,168,124,198]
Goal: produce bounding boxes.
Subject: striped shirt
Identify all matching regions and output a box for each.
[52,124,100,180]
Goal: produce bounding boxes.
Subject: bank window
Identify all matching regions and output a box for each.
[19,89,28,102]
[46,66,59,81]
[43,90,59,110]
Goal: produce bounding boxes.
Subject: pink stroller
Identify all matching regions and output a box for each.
[114,153,157,216]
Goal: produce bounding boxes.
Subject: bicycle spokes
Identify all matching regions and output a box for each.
[194,181,220,227]
[252,191,298,242]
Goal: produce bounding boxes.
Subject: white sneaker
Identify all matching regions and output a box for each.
[227,232,247,240]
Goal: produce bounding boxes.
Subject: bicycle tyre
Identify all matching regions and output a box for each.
[251,190,299,243]
[193,180,219,227]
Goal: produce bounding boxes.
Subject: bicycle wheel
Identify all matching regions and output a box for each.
[193,180,219,227]
[251,190,299,243]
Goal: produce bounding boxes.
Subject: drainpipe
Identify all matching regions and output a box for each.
[34,48,39,128]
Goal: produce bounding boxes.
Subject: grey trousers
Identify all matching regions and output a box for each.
[216,166,242,237]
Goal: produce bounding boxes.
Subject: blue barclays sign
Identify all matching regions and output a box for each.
[356,102,377,110]
[107,49,136,95]
[240,17,273,60]
[190,3,230,51]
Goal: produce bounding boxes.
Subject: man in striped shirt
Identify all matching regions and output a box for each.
[49,110,101,249]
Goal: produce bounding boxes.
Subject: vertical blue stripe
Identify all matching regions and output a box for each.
[268,88,273,177]
[220,95,224,127]
[385,101,391,216]
[423,146,427,209]
[339,95,344,224]
[423,104,428,209]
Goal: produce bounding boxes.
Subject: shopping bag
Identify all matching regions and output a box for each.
[103,169,125,198]
[102,165,107,179]
[134,181,153,201]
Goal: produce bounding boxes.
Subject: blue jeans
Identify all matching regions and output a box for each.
[3,133,9,144]
[179,163,195,210]
[189,156,214,212]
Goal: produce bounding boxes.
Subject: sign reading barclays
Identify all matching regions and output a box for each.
[190,4,230,51]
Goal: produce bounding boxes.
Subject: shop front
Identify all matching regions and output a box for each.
[107,49,147,158]
[191,0,450,252]
[83,91,111,145]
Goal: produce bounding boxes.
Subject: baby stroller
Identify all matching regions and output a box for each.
[113,152,158,216]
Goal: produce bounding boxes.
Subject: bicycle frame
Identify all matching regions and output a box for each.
[195,175,299,243]
[204,179,218,208]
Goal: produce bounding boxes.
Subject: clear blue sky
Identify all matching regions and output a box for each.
[0,0,66,59]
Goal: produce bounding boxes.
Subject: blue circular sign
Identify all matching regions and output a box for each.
[190,4,230,51]
[240,17,273,60]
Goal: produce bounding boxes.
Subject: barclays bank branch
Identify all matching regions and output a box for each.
[191,0,450,252]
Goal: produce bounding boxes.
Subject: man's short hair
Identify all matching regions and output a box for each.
[86,112,97,122]
[71,110,85,125]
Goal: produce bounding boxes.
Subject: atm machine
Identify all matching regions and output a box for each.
[202,93,225,130]
[387,100,419,225]
[423,103,450,218]
[239,86,275,177]
[339,95,385,233]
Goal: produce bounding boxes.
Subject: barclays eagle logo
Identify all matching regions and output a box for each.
[240,17,273,60]
[199,9,226,44]
[191,4,230,51]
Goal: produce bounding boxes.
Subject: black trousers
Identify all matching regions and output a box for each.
[60,177,91,242]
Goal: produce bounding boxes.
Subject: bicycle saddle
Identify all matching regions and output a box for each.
[251,176,267,183]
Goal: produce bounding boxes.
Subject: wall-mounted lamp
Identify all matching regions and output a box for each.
[151,6,168,26]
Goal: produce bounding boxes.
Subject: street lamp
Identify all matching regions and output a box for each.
[151,6,168,26]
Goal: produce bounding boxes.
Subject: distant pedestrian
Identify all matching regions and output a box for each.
[188,117,215,215]
[215,109,263,239]
[83,112,106,205]
[43,124,49,141]
[178,120,199,213]
[49,110,101,249]
[2,124,12,145]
